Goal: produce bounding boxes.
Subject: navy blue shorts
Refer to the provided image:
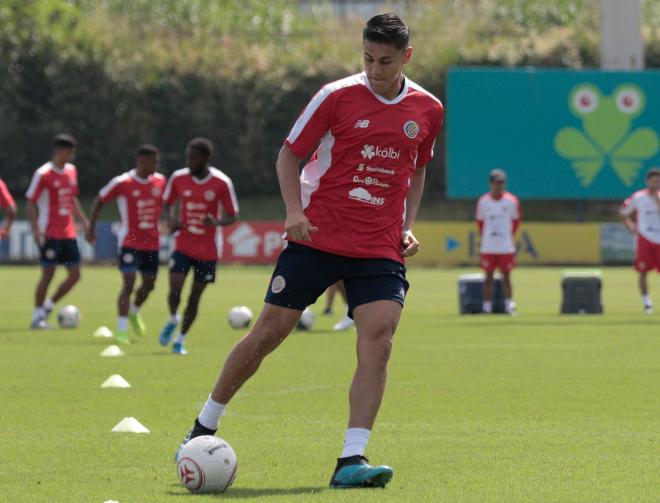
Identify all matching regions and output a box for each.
[169,250,216,284]
[40,239,81,267]
[119,247,159,276]
[264,242,409,318]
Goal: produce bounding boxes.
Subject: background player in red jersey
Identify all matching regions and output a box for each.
[619,168,660,313]
[86,144,167,344]
[26,134,89,329]
[0,178,17,240]
[175,14,444,488]
[476,169,521,315]
[159,138,238,355]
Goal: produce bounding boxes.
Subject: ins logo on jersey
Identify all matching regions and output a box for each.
[361,144,401,160]
[348,187,385,206]
[403,120,419,139]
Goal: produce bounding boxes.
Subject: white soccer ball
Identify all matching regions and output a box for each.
[228,306,253,329]
[57,305,80,329]
[176,436,237,494]
[296,308,315,331]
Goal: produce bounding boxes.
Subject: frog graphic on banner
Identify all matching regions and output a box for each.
[555,83,660,187]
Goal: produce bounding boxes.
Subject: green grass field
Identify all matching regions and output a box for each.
[1,266,658,502]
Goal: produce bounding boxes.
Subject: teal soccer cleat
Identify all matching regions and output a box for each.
[159,321,177,346]
[329,455,393,488]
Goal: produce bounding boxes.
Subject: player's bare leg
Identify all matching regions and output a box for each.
[49,265,81,304]
[639,271,653,313]
[348,300,400,429]
[502,270,516,315]
[172,281,208,355]
[210,304,300,403]
[31,266,56,328]
[330,300,400,488]
[127,272,155,338]
[114,271,136,344]
[482,271,494,313]
[160,271,185,346]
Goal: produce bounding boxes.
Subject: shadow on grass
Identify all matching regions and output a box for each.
[166,485,326,498]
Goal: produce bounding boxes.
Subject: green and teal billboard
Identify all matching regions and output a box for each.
[446,67,660,199]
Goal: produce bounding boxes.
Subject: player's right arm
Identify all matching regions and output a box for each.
[161,175,182,234]
[475,197,485,234]
[25,171,45,247]
[619,196,637,234]
[85,197,104,244]
[0,181,16,239]
[277,145,318,242]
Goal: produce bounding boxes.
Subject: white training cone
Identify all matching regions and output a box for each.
[93,326,113,338]
[101,375,131,389]
[100,345,125,357]
[111,417,150,433]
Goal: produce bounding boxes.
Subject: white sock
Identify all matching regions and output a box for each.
[44,298,55,311]
[118,316,129,332]
[33,307,46,320]
[482,300,493,313]
[197,395,226,430]
[505,298,513,311]
[642,295,652,306]
[130,303,139,315]
[340,428,371,458]
[170,313,180,325]
[175,332,186,344]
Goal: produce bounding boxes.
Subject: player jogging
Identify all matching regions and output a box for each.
[158,138,238,355]
[26,134,89,329]
[86,145,166,344]
[476,169,521,315]
[174,14,444,489]
[0,178,17,240]
[619,167,660,313]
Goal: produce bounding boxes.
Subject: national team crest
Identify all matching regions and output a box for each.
[151,187,161,197]
[271,275,286,294]
[403,120,419,139]
[204,190,215,201]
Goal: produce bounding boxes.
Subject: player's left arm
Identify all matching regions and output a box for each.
[401,165,426,258]
[73,197,90,232]
[0,203,16,239]
[512,197,522,235]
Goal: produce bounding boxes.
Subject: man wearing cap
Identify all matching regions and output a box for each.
[475,169,521,315]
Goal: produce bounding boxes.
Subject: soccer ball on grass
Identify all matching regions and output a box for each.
[176,435,237,493]
[228,306,253,329]
[57,305,80,329]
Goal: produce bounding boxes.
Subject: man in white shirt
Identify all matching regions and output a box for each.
[620,168,660,313]
[476,170,521,315]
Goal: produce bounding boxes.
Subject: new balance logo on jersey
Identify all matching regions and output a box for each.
[354,119,370,129]
[361,145,401,160]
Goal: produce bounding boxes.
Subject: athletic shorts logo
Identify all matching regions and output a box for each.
[403,120,419,139]
[44,248,56,260]
[271,275,286,294]
[204,190,215,201]
[123,252,135,264]
[205,274,213,281]
[168,258,175,268]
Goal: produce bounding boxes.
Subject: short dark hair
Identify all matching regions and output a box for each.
[53,133,76,149]
[363,13,410,50]
[187,137,213,158]
[646,167,660,179]
[136,144,159,157]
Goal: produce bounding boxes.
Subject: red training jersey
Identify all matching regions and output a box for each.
[99,169,167,251]
[25,162,79,239]
[163,167,239,261]
[0,178,16,209]
[284,72,444,263]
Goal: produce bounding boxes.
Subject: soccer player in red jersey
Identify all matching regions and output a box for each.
[158,138,239,355]
[476,169,521,315]
[174,14,443,488]
[26,134,89,329]
[0,178,17,240]
[619,167,660,313]
[86,145,166,344]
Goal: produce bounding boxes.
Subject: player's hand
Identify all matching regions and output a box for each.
[85,226,96,244]
[32,230,43,248]
[285,209,318,242]
[203,214,218,227]
[0,228,7,240]
[401,230,420,257]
